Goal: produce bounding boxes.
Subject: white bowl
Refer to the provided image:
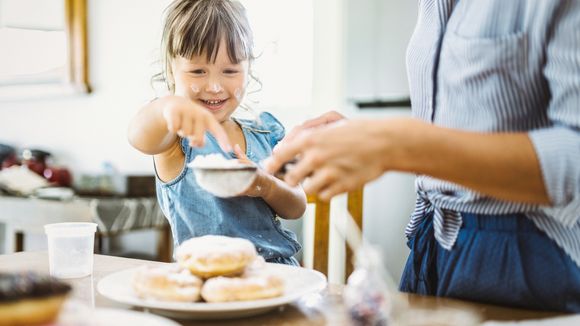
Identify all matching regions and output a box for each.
[193,167,257,198]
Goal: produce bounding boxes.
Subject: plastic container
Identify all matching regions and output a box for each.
[45,223,98,279]
[344,246,391,326]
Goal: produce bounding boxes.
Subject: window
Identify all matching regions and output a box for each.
[0,0,89,101]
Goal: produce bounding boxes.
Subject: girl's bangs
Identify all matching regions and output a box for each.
[172,13,250,64]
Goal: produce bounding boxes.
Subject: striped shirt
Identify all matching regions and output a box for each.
[404,0,580,267]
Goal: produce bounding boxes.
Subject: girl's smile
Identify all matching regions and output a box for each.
[171,38,249,123]
[199,98,230,112]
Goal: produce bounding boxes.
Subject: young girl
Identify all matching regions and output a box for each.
[128,0,305,265]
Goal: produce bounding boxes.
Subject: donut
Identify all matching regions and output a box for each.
[175,235,257,278]
[0,272,71,326]
[132,265,202,302]
[245,255,267,271]
[201,265,284,303]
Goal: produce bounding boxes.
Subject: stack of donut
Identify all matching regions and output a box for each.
[132,235,284,303]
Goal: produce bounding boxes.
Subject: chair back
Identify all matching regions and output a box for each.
[307,188,364,281]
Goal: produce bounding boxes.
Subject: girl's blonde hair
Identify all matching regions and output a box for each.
[156,0,255,93]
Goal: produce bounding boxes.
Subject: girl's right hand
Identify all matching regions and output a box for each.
[161,96,232,152]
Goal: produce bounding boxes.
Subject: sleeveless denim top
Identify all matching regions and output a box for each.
[155,112,301,262]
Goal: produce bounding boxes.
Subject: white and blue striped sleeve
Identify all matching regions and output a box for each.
[528,0,580,227]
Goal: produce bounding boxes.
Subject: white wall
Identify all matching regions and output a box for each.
[346,0,418,101]
[0,0,167,175]
[342,0,419,282]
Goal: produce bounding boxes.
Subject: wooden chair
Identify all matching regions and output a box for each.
[307,188,364,281]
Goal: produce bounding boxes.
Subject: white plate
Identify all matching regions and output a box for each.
[97,263,327,320]
[57,305,181,326]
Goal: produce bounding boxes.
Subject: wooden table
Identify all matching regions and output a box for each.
[0,251,565,325]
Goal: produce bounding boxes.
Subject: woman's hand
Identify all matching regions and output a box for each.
[265,119,400,201]
[277,111,346,147]
[162,96,231,151]
[234,144,307,218]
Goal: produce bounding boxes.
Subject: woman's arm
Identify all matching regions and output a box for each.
[394,118,549,204]
[265,117,549,204]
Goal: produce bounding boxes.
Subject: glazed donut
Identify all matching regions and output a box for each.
[176,235,257,278]
[0,272,71,326]
[201,268,284,303]
[132,265,202,302]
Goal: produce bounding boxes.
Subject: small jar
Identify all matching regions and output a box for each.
[0,144,18,170]
[21,149,51,176]
[43,167,73,187]
[344,246,391,326]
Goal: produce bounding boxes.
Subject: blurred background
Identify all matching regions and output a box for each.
[0,0,417,283]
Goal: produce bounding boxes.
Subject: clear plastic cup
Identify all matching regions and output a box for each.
[45,222,98,279]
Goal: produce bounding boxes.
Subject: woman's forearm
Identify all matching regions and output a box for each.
[390,119,550,204]
[128,96,178,155]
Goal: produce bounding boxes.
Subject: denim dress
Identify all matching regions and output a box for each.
[155,112,301,265]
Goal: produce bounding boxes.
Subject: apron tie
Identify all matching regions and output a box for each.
[405,191,462,250]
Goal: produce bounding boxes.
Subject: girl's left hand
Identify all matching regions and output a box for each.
[233,144,271,197]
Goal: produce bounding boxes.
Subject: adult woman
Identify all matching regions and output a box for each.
[265,0,580,312]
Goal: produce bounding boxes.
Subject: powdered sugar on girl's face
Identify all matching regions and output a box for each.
[172,39,249,123]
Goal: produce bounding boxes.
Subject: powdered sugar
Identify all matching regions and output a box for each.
[188,154,257,197]
[189,153,249,169]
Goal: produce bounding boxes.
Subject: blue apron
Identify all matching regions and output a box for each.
[400,211,580,312]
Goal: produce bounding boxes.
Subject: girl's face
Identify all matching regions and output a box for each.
[172,39,248,123]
